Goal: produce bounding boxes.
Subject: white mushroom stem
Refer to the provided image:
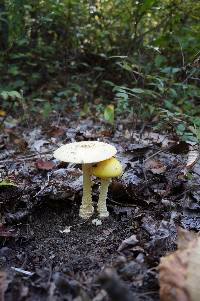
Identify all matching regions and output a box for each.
[98,178,111,218]
[79,164,94,219]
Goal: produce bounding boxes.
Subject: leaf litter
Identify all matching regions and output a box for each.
[1,117,200,300]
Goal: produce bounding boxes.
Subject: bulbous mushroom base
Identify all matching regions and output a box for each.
[98,178,110,218]
[99,209,109,218]
[79,204,94,219]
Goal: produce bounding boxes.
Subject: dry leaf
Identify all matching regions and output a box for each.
[186,148,199,169]
[132,131,174,147]
[35,159,55,170]
[145,159,167,174]
[31,139,49,152]
[118,235,138,252]
[159,228,200,301]
[48,127,65,137]
[0,110,6,117]
[0,224,16,237]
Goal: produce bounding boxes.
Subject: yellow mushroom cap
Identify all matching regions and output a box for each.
[91,157,123,178]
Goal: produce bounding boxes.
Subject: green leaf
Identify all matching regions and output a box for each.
[9,91,22,100]
[116,92,129,100]
[0,91,9,101]
[42,103,52,119]
[0,90,21,100]
[161,67,181,74]
[104,104,114,124]
[80,103,90,116]
[139,0,156,14]
[131,88,145,94]
[8,65,20,76]
[0,180,16,187]
[155,55,167,67]
[177,123,186,133]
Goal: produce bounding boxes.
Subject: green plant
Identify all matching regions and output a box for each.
[104,104,114,124]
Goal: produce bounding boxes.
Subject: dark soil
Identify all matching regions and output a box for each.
[2,198,161,301]
[1,117,200,301]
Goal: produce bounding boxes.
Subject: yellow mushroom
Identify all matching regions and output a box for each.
[53,141,117,219]
[91,157,123,218]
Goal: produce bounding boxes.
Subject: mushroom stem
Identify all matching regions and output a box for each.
[98,178,110,218]
[79,164,94,219]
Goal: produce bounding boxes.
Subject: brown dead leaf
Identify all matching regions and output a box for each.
[13,138,28,152]
[177,227,197,250]
[169,141,189,154]
[4,129,28,152]
[98,130,113,137]
[145,159,167,174]
[47,127,65,137]
[159,228,200,301]
[0,224,16,237]
[0,109,6,117]
[35,159,55,170]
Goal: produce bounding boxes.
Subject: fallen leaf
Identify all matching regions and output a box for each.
[13,137,28,151]
[0,224,16,237]
[48,127,65,137]
[132,131,174,147]
[35,160,55,170]
[98,130,113,137]
[180,147,199,176]
[159,228,200,301]
[177,227,197,250]
[185,148,199,169]
[0,109,6,117]
[145,159,166,174]
[118,235,138,252]
[169,141,189,154]
[31,139,49,152]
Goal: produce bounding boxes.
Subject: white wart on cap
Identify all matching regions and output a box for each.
[53,141,117,164]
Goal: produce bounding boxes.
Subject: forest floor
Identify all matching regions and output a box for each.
[0,114,200,301]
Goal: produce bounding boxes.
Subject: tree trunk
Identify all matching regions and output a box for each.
[0,1,9,50]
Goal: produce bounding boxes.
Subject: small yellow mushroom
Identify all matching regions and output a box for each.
[91,157,123,218]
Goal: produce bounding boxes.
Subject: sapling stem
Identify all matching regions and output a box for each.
[98,178,110,218]
[79,164,94,219]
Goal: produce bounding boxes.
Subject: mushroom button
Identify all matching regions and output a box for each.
[53,141,117,219]
[91,157,123,218]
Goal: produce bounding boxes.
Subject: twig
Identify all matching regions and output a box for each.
[190,77,200,82]
[11,267,34,276]
[0,151,52,164]
[144,149,164,162]
[177,39,185,67]
[33,173,50,198]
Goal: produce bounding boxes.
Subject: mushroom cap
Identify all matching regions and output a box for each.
[91,157,123,178]
[53,141,117,164]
